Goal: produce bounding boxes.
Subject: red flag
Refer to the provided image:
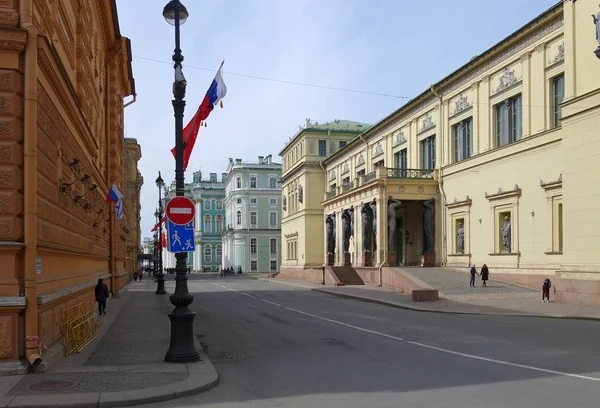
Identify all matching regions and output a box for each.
[151,216,166,232]
[162,232,166,248]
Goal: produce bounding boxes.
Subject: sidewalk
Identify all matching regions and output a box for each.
[0,279,218,408]
[268,277,600,320]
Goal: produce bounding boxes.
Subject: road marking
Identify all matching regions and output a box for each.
[211,281,600,383]
[264,279,317,290]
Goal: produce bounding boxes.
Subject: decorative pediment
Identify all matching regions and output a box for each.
[540,174,562,192]
[420,113,435,133]
[446,195,472,209]
[485,184,521,201]
[452,95,472,116]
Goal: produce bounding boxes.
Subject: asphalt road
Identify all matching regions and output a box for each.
[142,275,600,408]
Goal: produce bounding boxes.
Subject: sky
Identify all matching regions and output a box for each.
[115,0,559,240]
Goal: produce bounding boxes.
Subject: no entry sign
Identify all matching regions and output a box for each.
[165,196,195,226]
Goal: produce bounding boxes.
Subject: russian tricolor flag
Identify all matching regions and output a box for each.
[171,61,227,171]
[105,183,124,220]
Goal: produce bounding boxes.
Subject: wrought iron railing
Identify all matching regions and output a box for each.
[341,181,355,193]
[326,189,337,199]
[387,168,434,179]
[362,171,377,184]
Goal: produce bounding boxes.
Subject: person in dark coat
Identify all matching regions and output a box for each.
[542,278,552,303]
[469,265,479,287]
[94,278,110,315]
[480,264,490,287]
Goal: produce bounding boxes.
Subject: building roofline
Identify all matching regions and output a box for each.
[279,123,369,156]
[323,1,563,166]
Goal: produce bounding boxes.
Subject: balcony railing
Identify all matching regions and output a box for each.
[388,168,435,179]
[326,189,337,199]
[341,181,355,193]
[362,171,377,184]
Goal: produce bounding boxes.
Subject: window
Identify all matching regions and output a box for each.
[420,135,436,170]
[551,75,565,128]
[216,245,222,264]
[452,118,473,162]
[251,261,258,271]
[394,149,407,169]
[270,260,277,271]
[342,176,350,186]
[357,169,366,177]
[494,94,522,147]
[204,245,212,264]
[250,198,257,204]
[269,177,277,189]
[339,141,347,149]
[250,177,257,188]
[236,198,242,204]
[215,200,223,210]
[236,210,242,225]
[236,177,241,188]
[250,211,257,227]
[269,198,277,205]
[269,212,277,228]
[374,159,385,168]
[216,216,223,233]
[270,238,277,254]
[204,215,212,233]
[318,140,326,156]
[250,238,257,254]
[556,202,563,252]
[203,199,211,210]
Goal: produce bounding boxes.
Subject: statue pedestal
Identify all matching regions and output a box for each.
[343,253,351,267]
[423,251,435,267]
[363,252,373,267]
[388,252,397,266]
[327,254,334,266]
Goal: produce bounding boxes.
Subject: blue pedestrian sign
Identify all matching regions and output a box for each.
[166,218,195,253]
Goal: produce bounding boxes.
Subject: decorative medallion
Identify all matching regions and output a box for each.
[357,154,365,166]
[373,142,384,157]
[418,186,424,193]
[495,68,518,93]
[399,186,405,192]
[552,43,564,64]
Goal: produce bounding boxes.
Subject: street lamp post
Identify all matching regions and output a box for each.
[163,0,200,363]
[155,172,166,294]
[153,226,159,277]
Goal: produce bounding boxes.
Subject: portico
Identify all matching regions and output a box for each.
[322,167,442,268]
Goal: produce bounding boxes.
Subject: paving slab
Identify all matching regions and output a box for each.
[0,279,219,407]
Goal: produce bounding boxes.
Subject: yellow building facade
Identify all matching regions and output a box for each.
[0,0,135,374]
[280,1,600,305]
[124,138,143,278]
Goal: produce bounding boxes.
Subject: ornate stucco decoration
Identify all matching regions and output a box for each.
[553,43,564,64]
[495,68,518,94]
[452,95,472,116]
[356,154,365,167]
[420,113,435,133]
[395,131,406,145]
[342,162,349,174]
[330,170,336,181]
[373,142,384,157]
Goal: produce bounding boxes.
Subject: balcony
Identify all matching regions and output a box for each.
[324,167,438,201]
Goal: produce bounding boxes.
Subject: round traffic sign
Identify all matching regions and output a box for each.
[166,196,195,225]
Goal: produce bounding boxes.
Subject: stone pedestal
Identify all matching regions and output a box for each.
[423,251,435,267]
[388,252,397,267]
[362,252,373,267]
[327,254,334,266]
[343,253,351,267]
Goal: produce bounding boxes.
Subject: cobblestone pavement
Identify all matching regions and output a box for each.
[6,371,187,395]
[84,290,172,366]
[402,267,535,296]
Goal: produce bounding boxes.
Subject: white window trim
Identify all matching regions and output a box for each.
[269,211,278,228]
[269,198,277,206]
[268,174,278,189]
[204,215,212,234]
[269,260,278,271]
[203,199,211,210]
[236,177,242,189]
[250,260,258,271]
[269,237,278,258]
[250,198,258,205]
[250,211,258,228]
[250,237,258,257]
[249,174,258,189]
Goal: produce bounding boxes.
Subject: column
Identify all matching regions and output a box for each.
[479,76,491,152]
[375,199,384,266]
[471,81,481,154]
[521,51,533,136]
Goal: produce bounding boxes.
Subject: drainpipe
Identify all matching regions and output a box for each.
[124,94,137,108]
[21,0,42,370]
[429,85,447,266]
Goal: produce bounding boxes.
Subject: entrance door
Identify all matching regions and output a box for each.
[395,217,404,266]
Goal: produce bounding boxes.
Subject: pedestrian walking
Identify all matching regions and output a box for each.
[137,269,143,281]
[480,264,490,287]
[94,278,110,315]
[542,278,552,302]
[469,265,479,287]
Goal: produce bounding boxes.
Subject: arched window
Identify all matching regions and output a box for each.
[216,245,222,264]
[250,176,257,188]
[216,215,223,233]
[204,244,212,264]
[236,210,242,225]
[204,215,212,233]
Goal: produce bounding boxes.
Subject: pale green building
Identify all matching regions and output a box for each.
[222,155,282,273]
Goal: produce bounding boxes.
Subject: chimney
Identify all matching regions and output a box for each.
[209,173,217,182]
[265,154,272,164]
[258,156,264,163]
[221,173,227,182]
[235,158,242,164]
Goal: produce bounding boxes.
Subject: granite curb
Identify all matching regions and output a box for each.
[311,288,600,322]
[1,348,219,408]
